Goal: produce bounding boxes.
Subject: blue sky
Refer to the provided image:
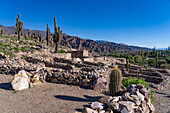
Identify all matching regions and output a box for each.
[0,0,170,48]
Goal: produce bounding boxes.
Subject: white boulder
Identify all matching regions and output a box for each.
[11,70,30,91]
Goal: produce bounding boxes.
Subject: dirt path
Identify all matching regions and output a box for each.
[154,76,170,113]
[0,74,104,113]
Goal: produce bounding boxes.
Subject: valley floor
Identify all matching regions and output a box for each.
[0,74,169,113]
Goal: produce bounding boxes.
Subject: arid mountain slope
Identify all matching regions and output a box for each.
[0,24,148,53]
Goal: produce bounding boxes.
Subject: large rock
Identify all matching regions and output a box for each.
[127,84,138,93]
[82,107,98,113]
[91,102,105,110]
[11,70,30,91]
[118,101,137,112]
[93,77,107,91]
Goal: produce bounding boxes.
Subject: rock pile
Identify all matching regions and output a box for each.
[83,84,155,113]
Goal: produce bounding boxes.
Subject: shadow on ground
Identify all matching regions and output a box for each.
[55,95,102,112]
[55,95,102,102]
[0,82,12,90]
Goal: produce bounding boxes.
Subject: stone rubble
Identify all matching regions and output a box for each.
[83,84,155,113]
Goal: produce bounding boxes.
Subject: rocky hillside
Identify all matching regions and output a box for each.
[0,24,148,53]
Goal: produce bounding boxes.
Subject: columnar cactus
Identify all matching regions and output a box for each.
[39,34,42,43]
[125,59,130,72]
[53,17,62,53]
[0,28,2,36]
[156,51,158,67]
[109,67,122,96]
[16,14,23,41]
[46,24,50,46]
[28,30,30,37]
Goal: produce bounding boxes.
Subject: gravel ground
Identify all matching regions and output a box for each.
[0,74,170,113]
[0,74,104,113]
[154,76,170,113]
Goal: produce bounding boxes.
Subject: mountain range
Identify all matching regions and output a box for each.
[0,24,149,53]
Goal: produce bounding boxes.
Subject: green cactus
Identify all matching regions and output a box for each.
[31,33,33,39]
[16,14,23,41]
[156,51,158,67]
[0,28,2,36]
[39,34,42,43]
[28,30,30,37]
[53,17,62,53]
[125,59,130,72]
[109,67,122,96]
[46,24,50,46]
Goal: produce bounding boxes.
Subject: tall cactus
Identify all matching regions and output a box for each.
[0,28,1,36]
[16,14,23,41]
[1,30,3,36]
[156,51,158,67]
[39,34,42,43]
[125,59,130,72]
[46,24,50,46]
[28,30,30,37]
[53,17,62,53]
[109,67,122,96]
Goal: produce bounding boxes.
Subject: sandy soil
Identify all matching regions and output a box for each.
[0,74,170,113]
[0,74,104,113]
[154,76,170,113]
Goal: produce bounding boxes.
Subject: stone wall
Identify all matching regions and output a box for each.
[54,53,72,59]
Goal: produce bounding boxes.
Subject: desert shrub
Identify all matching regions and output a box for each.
[5,36,10,38]
[11,41,18,45]
[20,46,29,52]
[0,42,4,46]
[135,55,143,64]
[165,56,170,63]
[147,59,156,66]
[29,42,34,46]
[14,46,20,52]
[21,55,28,59]
[19,40,24,44]
[158,60,167,67]
[58,49,67,53]
[11,38,17,41]
[0,46,4,50]
[3,50,15,58]
[122,77,155,103]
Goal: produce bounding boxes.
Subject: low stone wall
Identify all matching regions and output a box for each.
[47,70,99,88]
[83,57,94,62]
[54,53,72,59]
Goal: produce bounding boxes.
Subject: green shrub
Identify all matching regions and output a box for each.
[29,42,34,46]
[5,36,10,38]
[11,38,17,41]
[122,77,155,103]
[58,49,67,53]
[20,46,29,52]
[14,46,20,52]
[3,50,15,58]
[0,43,4,46]
[11,41,18,45]
[0,46,4,50]
[21,55,28,59]
[19,40,24,44]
